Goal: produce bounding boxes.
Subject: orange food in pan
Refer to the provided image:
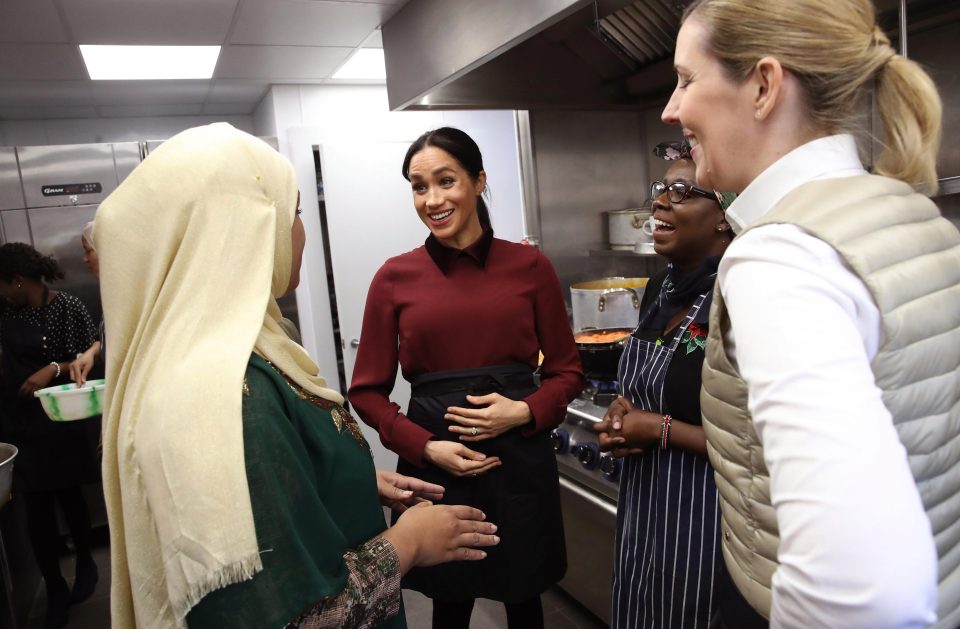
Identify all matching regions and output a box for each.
[574,328,631,343]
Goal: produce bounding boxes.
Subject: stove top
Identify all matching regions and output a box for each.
[552,397,620,502]
[582,379,619,408]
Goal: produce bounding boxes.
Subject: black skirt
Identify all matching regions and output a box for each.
[395,365,566,602]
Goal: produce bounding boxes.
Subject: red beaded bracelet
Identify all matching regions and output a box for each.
[660,414,672,450]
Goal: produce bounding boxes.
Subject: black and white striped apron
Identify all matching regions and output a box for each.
[612,292,722,629]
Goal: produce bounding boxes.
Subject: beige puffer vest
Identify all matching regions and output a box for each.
[701,175,960,627]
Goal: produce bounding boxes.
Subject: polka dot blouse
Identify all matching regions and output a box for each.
[1,292,96,363]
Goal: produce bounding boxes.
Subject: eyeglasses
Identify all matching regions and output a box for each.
[650,180,718,204]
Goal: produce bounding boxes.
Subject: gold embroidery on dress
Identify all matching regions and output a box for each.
[261,360,370,451]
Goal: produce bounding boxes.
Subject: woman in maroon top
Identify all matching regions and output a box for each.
[350,127,583,629]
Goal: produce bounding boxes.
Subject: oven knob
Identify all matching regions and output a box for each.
[572,442,600,470]
[600,455,621,482]
[550,428,570,454]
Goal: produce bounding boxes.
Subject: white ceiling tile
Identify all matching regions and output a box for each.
[0,44,88,80]
[97,103,205,117]
[316,0,409,4]
[0,105,99,120]
[363,29,383,48]
[231,0,388,47]
[206,81,270,103]
[215,45,351,80]
[62,0,240,45]
[0,81,93,107]
[0,0,70,43]
[201,102,255,115]
[88,81,211,106]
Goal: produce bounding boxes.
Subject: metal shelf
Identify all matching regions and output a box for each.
[936,177,960,197]
[589,248,659,258]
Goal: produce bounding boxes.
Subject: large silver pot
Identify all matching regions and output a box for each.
[607,207,652,250]
[0,443,18,508]
[570,278,649,332]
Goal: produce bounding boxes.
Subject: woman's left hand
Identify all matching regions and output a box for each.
[446,393,532,442]
[376,470,445,513]
[19,364,57,398]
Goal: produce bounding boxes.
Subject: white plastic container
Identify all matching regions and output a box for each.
[34,379,105,421]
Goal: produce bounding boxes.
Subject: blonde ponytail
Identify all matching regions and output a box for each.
[874,53,942,194]
[685,0,943,194]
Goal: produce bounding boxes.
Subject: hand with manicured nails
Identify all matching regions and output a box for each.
[69,344,98,386]
[594,396,648,458]
[423,440,502,477]
[376,470,445,513]
[380,502,500,573]
[445,393,531,441]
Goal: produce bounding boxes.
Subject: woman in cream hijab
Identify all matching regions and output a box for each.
[95,123,499,629]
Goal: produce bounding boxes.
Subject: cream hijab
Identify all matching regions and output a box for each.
[95,123,343,628]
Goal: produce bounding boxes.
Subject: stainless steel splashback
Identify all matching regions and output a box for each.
[17,143,130,209]
[0,148,24,212]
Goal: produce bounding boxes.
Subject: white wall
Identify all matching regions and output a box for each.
[258,83,524,370]
[0,114,254,146]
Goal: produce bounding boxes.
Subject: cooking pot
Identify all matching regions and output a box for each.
[574,327,632,381]
[607,207,652,250]
[570,277,648,332]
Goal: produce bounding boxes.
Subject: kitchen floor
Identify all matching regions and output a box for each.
[26,536,608,629]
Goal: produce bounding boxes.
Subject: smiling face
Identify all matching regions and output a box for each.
[81,237,99,278]
[661,16,758,193]
[408,146,486,249]
[650,159,729,269]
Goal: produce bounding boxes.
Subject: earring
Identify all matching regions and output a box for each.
[716,226,726,232]
[16,282,21,288]
[754,109,763,120]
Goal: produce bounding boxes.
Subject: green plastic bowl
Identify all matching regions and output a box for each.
[34,379,105,421]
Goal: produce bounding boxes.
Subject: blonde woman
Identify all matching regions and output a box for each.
[662,1,960,627]
[69,221,102,385]
[95,123,499,629]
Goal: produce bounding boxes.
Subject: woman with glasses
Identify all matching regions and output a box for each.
[593,143,733,628]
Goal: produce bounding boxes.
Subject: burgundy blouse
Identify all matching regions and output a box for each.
[349,232,584,467]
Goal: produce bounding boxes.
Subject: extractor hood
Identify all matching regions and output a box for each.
[382,0,689,111]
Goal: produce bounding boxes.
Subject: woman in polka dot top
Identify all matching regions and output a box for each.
[0,242,100,629]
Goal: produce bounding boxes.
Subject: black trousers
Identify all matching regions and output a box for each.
[709,563,769,629]
[22,487,94,587]
[432,596,544,629]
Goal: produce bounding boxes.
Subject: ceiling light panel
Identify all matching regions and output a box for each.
[332,48,386,80]
[80,45,221,80]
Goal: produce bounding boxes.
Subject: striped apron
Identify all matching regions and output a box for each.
[612,292,722,629]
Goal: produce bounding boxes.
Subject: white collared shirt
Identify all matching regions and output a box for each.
[719,134,939,627]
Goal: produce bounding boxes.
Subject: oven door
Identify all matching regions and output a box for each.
[557,474,617,625]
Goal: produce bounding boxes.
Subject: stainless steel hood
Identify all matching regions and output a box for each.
[382,0,688,111]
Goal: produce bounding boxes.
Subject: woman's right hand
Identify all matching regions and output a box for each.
[423,440,501,477]
[69,350,95,386]
[383,502,499,572]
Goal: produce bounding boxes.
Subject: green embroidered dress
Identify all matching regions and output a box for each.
[187,354,405,629]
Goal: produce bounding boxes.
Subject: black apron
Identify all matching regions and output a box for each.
[0,307,100,493]
[394,364,566,602]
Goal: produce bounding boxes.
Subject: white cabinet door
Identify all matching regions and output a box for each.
[321,142,426,470]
